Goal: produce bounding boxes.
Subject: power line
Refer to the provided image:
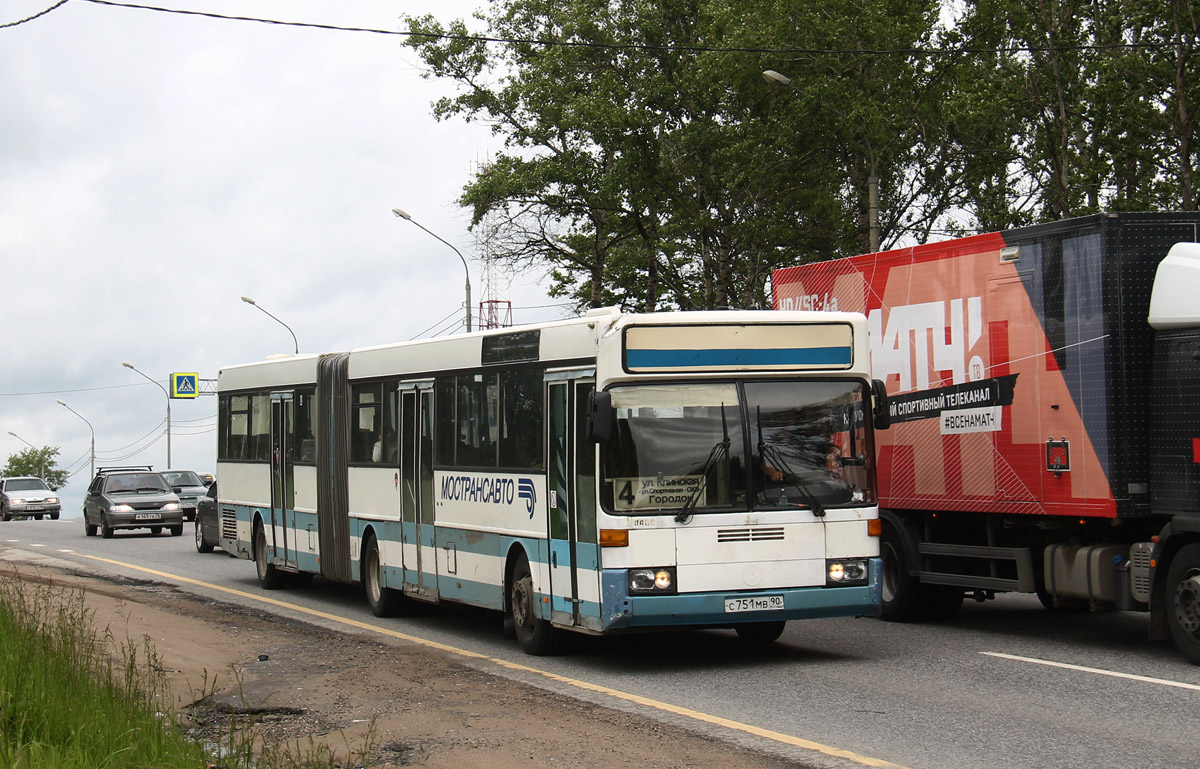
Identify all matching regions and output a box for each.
[0,0,69,29]
[0,382,153,398]
[68,0,1186,57]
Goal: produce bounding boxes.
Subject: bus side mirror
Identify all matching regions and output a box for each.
[587,390,613,443]
[871,379,891,431]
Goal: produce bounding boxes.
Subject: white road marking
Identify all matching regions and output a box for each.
[983,651,1200,691]
[30,543,45,547]
[58,549,75,553]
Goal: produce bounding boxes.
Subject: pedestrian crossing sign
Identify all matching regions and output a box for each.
[171,373,199,399]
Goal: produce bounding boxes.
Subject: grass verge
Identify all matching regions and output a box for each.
[0,572,375,768]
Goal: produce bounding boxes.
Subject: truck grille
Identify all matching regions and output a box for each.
[1130,542,1153,604]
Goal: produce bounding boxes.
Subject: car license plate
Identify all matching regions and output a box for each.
[26,506,44,512]
[724,595,785,613]
[134,513,161,521]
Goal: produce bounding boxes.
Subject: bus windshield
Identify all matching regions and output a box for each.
[600,379,873,515]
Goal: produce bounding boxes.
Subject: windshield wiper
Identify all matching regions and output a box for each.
[756,407,826,518]
[136,486,167,493]
[675,404,730,523]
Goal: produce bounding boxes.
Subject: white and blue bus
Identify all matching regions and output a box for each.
[215,309,888,654]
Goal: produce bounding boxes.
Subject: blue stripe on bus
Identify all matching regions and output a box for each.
[625,346,852,369]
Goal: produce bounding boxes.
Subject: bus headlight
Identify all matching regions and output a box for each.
[826,559,868,586]
[629,567,676,595]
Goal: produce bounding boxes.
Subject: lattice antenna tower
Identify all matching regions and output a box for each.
[472,160,513,329]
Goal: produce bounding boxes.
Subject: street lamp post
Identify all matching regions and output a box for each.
[241,296,299,354]
[56,400,95,480]
[122,362,171,468]
[392,208,472,333]
[7,431,45,479]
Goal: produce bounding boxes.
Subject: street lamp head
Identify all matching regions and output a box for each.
[122,361,134,370]
[762,69,792,86]
[56,399,66,406]
[392,208,412,220]
[7,431,15,438]
[241,295,256,305]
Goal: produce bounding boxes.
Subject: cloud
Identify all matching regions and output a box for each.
[0,0,566,512]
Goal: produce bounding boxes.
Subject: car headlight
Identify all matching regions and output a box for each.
[628,567,676,595]
[162,502,180,511]
[110,504,134,513]
[826,559,868,586]
[46,497,58,504]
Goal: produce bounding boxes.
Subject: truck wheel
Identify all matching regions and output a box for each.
[1166,543,1200,664]
[509,552,558,655]
[880,519,921,621]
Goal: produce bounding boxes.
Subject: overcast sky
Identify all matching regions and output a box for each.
[1,0,565,515]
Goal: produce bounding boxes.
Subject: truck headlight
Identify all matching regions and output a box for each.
[629,567,676,595]
[827,559,868,586]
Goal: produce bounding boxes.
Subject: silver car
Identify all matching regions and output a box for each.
[161,469,208,522]
[82,468,183,538]
[0,477,61,520]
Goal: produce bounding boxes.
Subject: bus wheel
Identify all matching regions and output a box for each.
[254,522,286,590]
[1166,543,1200,665]
[735,621,786,643]
[509,553,558,655]
[363,535,402,617]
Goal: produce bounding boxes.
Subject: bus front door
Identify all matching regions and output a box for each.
[399,383,438,601]
[269,392,298,570]
[546,373,598,630]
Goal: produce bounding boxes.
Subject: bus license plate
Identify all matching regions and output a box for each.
[134,513,161,521]
[725,595,785,613]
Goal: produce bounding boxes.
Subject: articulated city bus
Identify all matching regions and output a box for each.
[215,308,888,654]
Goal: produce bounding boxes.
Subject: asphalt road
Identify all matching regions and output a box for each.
[3,516,1198,769]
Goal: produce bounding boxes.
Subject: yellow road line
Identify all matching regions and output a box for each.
[83,554,912,769]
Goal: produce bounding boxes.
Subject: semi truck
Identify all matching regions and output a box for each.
[771,212,1200,662]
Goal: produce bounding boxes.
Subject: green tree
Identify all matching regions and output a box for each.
[3,446,68,491]
[404,0,945,310]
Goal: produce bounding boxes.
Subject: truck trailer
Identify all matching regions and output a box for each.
[771,212,1200,662]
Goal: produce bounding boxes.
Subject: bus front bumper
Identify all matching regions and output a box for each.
[600,558,881,631]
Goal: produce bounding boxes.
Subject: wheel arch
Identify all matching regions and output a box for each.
[1149,519,1200,640]
[358,524,381,584]
[879,507,922,577]
[503,542,533,617]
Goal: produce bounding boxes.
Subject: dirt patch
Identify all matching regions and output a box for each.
[0,558,809,769]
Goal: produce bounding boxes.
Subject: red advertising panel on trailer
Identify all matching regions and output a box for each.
[772,214,1200,521]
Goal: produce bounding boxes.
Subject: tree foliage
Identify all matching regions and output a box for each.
[404,0,1200,312]
[3,446,68,491]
